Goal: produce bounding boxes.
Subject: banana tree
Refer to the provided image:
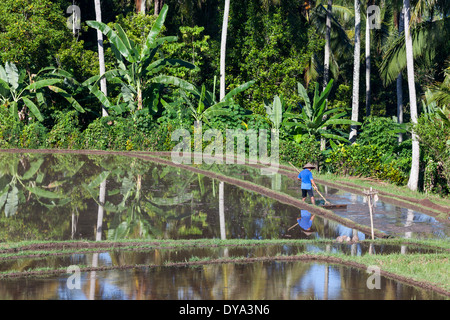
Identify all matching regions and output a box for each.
[264,94,287,130]
[171,78,255,125]
[0,62,84,122]
[286,79,361,145]
[85,4,197,115]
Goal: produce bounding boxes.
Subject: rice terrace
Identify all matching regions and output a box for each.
[0,0,449,305]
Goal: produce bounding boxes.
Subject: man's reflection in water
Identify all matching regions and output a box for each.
[297,209,315,231]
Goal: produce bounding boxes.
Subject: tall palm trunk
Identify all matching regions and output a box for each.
[218,0,230,243]
[220,0,230,101]
[94,0,108,117]
[323,0,332,88]
[136,0,146,13]
[321,0,333,151]
[365,2,371,117]
[349,0,361,143]
[94,0,107,243]
[397,9,404,143]
[404,0,420,191]
[154,0,163,16]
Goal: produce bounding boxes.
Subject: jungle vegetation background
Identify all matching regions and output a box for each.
[0,0,449,196]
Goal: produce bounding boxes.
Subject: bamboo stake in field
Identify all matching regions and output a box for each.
[363,187,378,240]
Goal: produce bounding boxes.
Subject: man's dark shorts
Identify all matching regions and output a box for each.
[302,189,314,198]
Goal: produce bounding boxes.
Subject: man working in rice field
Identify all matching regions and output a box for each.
[297,163,318,205]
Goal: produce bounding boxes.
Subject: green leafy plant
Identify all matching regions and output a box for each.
[325,143,408,185]
[85,4,197,115]
[0,155,69,217]
[357,116,407,154]
[0,62,84,122]
[286,79,360,145]
[175,78,255,126]
[45,110,82,149]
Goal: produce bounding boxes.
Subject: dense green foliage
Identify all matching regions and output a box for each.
[0,0,449,196]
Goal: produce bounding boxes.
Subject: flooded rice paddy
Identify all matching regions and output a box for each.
[1,260,446,300]
[0,152,448,300]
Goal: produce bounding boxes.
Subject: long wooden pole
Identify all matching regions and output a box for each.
[288,222,299,231]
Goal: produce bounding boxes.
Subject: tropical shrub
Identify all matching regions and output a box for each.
[20,122,48,149]
[280,136,323,170]
[325,143,408,185]
[356,116,407,154]
[81,116,130,150]
[46,110,82,149]
[0,106,22,148]
[415,114,450,195]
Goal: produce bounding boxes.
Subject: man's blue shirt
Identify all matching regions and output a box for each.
[298,169,313,190]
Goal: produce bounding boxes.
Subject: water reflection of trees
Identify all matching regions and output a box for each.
[1,153,428,242]
[46,260,442,300]
[0,153,341,241]
[0,153,86,241]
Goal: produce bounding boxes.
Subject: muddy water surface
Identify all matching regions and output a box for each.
[0,261,445,300]
[0,152,448,300]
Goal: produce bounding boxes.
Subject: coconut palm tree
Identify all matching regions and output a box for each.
[323,0,333,89]
[220,0,230,101]
[94,0,108,117]
[154,0,164,16]
[396,8,405,143]
[307,1,353,86]
[404,0,419,191]
[136,0,146,13]
[321,0,333,151]
[349,0,361,143]
[365,0,373,117]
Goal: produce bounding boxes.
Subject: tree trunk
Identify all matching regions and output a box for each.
[96,180,106,241]
[137,87,143,110]
[397,10,404,144]
[323,0,332,89]
[94,0,108,117]
[136,0,146,13]
[220,0,230,101]
[365,4,371,117]
[404,0,420,191]
[154,0,163,16]
[349,0,361,143]
[321,0,333,151]
[219,181,226,240]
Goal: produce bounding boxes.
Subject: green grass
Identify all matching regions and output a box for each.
[337,252,450,292]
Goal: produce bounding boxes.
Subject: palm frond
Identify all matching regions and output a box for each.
[380,17,449,86]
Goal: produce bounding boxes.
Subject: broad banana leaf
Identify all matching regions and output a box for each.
[141,4,169,59]
[25,79,61,91]
[5,61,19,90]
[22,97,44,121]
[223,80,256,102]
[86,20,134,62]
[152,75,200,95]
